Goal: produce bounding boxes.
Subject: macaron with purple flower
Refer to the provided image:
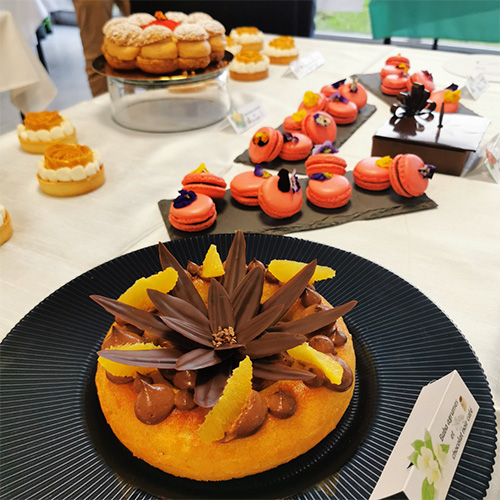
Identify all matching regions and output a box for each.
[258,168,303,219]
[230,164,271,206]
[305,141,347,177]
[325,92,358,125]
[300,111,337,145]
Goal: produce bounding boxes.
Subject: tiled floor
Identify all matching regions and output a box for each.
[0,23,91,135]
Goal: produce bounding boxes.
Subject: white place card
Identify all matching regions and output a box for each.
[370,371,479,500]
[285,51,325,79]
[465,73,489,100]
[483,132,500,183]
[226,101,267,134]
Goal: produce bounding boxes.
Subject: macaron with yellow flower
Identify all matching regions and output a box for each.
[181,163,227,199]
[283,110,307,133]
[353,156,392,191]
[230,164,272,206]
[229,50,269,81]
[298,91,327,114]
[430,84,461,113]
[262,36,299,65]
[248,127,284,164]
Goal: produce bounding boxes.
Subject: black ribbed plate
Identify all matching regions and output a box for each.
[0,234,496,500]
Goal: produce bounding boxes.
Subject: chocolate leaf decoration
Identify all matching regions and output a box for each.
[160,316,213,348]
[390,82,436,122]
[147,289,210,328]
[253,361,315,381]
[103,325,143,348]
[91,295,169,337]
[175,348,226,371]
[268,301,357,334]
[237,305,284,345]
[97,347,181,369]
[194,361,232,408]
[230,266,265,330]
[221,230,246,295]
[240,332,307,359]
[158,243,207,316]
[208,279,236,335]
[261,260,317,321]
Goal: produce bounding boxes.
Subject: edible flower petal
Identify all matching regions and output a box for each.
[443,89,461,103]
[397,63,409,73]
[290,169,301,193]
[292,110,307,123]
[254,164,270,178]
[446,83,459,91]
[419,164,436,179]
[331,92,349,104]
[314,113,331,127]
[423,70,433,81]
[191,163,209,174]
[311,140,338,155]
[303,91,319,108]
[283,133,299,143]
[252,131,269,146]
[310,172,332,181]
[375,156,392,169]
[332,79,346,89]
[173,189,197,208]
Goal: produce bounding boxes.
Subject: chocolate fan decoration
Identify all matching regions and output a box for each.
[390,82,436,132]
[95,231,357,408]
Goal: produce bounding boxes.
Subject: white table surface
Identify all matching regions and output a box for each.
[0,36,498,497]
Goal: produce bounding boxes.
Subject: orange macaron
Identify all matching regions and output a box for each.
[283,110,307,134]
[168,190,217,232]
[249,127,284,164]
[353,156,391,191]
[336,79,368,110]
[305,149,346,177]
[230,164,271,206]
[407,71,435,93]
[298,91,327,114]
[181,163,227,199]
[381,73,409,96]
[389,154,435,198]
[279,132,312,161]
[325,93,358,125]
[430,85,461,113]
[306,174,352,209]
[258,168,303,219]
[301,111,337,145]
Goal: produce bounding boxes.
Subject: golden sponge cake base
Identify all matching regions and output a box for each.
[96,316,355,481]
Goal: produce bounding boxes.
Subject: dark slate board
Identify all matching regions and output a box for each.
[159,171,437,240]
[233,104,377,175]
[356,73,478,116]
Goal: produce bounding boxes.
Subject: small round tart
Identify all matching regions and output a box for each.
[263,36,299,65]
[18,111,77,154]
[37,143,105,197]
[173,23,211,70]
[93,231,356,481]
[229,51,269,81]
[137,25,178,74]
[0,205,13,245]
[229,26,264,52]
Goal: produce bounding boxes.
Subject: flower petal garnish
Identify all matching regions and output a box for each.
[292,109,307,122]
[419,164,436,179]
[332,79,346,89]
[173,189,197,208]
[252,131,269,146]
[290,169,301,193]
[303,91,320,108]
[443,89,461,103]
[283,132,299,143]
[331,92,349,104]
[191,162,209,174]
[311,140,338,155]
[446,83,459,91]
[314,113,331,127]
[310,172,331,181]
[375,156,393,168]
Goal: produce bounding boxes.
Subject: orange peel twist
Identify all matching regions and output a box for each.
[24,111,63,131]
[44,143,93,170]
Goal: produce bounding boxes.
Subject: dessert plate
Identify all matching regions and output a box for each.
[0,234,496,499]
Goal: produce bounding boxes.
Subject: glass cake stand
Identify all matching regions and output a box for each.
[92,53,233,133]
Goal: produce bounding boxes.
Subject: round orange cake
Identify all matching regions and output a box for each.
[93,231,356,481]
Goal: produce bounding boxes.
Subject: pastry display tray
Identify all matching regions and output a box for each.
[0,234,496,499]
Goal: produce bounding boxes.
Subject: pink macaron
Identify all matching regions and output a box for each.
[325,93,358,125]
[389,153,435,198]
[337,80,368,110]
[381,73,409,96]
[407,71,435,93]
[182,164,226,199]
[380,55,410,79]
[169,190,216,232]
[230,164,271,206]
[279,132,313,161]
[301,111,337,145]
[353,156,391,191]
[258,168,303,219]
[306,174,352,209]
[249,127,284,164]
[298,91,327,114]
[283,110,306,134]
[430,87,460,113]
[305,152,347,177]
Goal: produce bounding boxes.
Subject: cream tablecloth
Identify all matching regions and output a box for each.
[0,37,498,497]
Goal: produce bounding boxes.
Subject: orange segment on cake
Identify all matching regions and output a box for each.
[37,143,105,197]
[263,36,299,65]
[229,50,269,81]
[18,111,77,154]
